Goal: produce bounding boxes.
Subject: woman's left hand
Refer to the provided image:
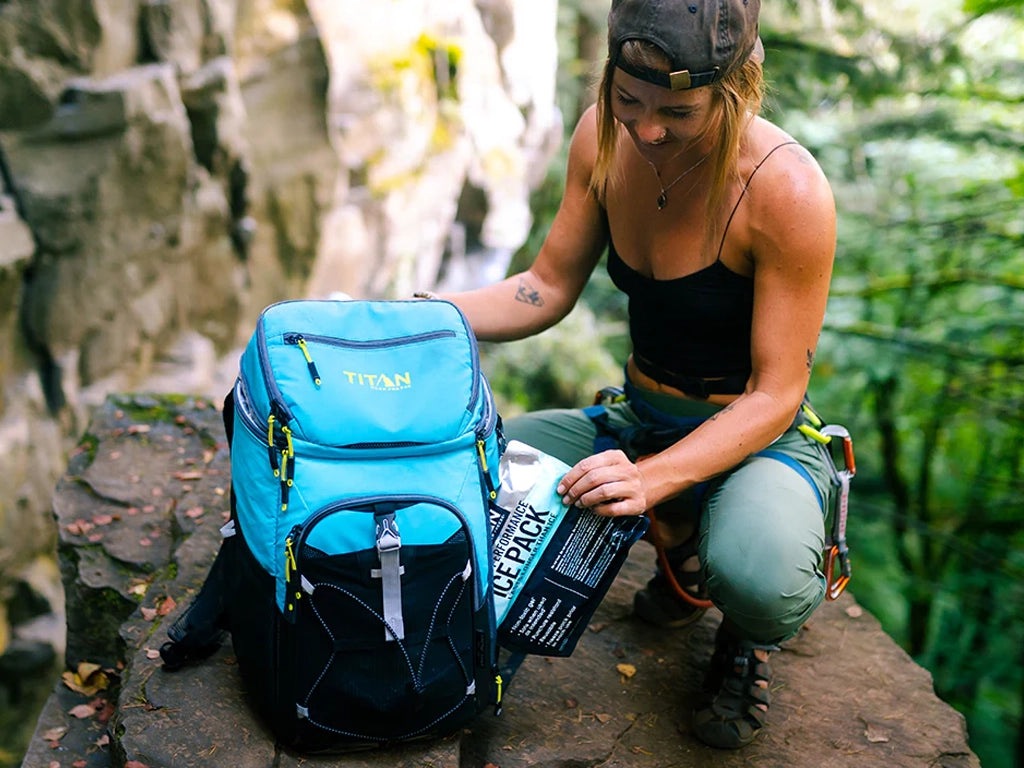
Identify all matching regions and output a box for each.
[556,449,650,517]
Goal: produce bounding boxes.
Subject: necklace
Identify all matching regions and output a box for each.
[649,153,709,210]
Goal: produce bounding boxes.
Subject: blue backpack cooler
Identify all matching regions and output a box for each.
[162,299,504,752]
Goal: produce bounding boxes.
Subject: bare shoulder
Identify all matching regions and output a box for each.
[745,119,834,219]
[744,119,836,265]
[567,104,600,174]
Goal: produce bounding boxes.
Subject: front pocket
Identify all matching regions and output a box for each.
[264,328,478,446]
[283,498,481,747]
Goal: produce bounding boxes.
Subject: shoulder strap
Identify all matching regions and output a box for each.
[716,140,800,261]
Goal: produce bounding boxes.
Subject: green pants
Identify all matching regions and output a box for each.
[503,380,836,645]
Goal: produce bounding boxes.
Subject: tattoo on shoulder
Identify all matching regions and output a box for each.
[514,278,544,307]
[786,144,814,166]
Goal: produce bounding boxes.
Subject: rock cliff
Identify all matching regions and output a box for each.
[20,395,981,768]
[0,0,561,699]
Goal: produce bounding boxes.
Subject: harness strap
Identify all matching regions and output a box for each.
[752,449,825,512]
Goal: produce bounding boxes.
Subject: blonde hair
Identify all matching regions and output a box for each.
[592,40,765,252]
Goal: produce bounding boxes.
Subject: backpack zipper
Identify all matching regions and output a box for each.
[283,494,477,624]
[282,330,458,389]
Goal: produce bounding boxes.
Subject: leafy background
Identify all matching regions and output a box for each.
[483,1,1024,766]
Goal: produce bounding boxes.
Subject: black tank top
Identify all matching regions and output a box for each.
[606,142,796,399]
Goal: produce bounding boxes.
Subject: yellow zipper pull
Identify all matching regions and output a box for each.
[494,673,504,715]
[285,535,299,613]
[280,425,295,511]
[478,440,497,500]
[295,336,322,387]
[285,536,297,584]
[266,415,280,476]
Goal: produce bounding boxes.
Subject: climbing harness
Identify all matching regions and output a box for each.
[584,387,857,604]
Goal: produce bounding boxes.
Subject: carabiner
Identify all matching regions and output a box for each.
[821,428,854,601]
[820,424,856,477]
[824,541,851,600]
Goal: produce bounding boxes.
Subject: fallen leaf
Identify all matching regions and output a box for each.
[129,583,149,597]
[66,519,95,536]
[139,538,153,547]
[61,663,110,695]
[845,604,864,618]
[69,703,97,718]
[40,726,67,742]
[126,761,151,768]
[595,712,613,723]
[95,733,110,747]
[157,595,177,616]
[96,700,116,724]
[151,487,163,497]
[564,697,578,708]
[74,760,88,768]
[49,761,60,768]
[92,514,114,526]
[128,424,151,434]
[616,663,637,679]
[864,723,890,743]
[146,648,162,659]
[140,607,158,621]
[184,506,205,519]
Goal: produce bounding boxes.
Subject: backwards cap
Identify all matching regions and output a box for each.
[608,0,764,90]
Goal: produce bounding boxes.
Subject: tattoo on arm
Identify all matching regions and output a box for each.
[514,277,544,307]
[708,402,737,422]
[806,349,815,375]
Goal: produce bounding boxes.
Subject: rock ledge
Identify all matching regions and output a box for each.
[21,395,981,768]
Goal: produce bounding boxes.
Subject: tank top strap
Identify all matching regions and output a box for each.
[716,140,800,261]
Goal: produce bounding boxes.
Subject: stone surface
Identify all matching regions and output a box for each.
[19,395,981,768]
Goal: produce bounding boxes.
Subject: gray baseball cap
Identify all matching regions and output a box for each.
[608,0,764,90]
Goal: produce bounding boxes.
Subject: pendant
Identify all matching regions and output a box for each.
[657,191,667,210]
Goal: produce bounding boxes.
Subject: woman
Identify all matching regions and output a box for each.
[433,0,838,749]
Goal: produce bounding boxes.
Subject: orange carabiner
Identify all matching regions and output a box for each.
[824,543,851,600]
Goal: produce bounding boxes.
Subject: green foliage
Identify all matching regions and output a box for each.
[963,0,1024,15]
[763,3,1024,765]
[536,1,1024,765]
[480,303,622,416]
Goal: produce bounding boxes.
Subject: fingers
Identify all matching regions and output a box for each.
[556,450,648,517]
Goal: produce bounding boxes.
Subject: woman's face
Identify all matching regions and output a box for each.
[610,67,714,164]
